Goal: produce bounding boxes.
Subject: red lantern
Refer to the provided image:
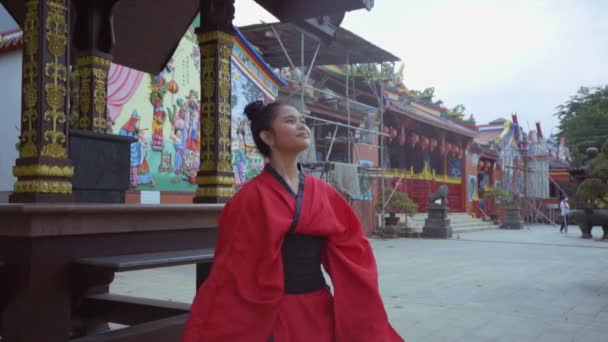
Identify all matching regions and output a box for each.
[168,80,179,94]
[478,160,485,170]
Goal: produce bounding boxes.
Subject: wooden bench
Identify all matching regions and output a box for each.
[73,248,215,289]
[70,314,190,342]
[71,249,214,338]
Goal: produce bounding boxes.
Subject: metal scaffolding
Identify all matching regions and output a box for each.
[239,22,402,233]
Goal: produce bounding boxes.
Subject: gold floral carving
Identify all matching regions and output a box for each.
[217,41,232,173]
[195,30,236,199]
[13,164,74,178]
[20,0,40,158]
[14,180,72,194]
[41,0,68,159]
[196,175,234,186]
[79,116,91,130]
[76,55,111,68]
[199,41,217,172]
[93,68,108,118]
[195,186,234,199]
[198,31,235,45]
[75,55,110,133]
[79,68,92,128]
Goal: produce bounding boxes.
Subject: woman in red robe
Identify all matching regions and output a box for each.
[183,101,404,342]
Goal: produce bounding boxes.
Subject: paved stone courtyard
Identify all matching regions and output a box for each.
[112,225,608,341]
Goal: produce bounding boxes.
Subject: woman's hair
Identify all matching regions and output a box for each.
[244,101,284,157]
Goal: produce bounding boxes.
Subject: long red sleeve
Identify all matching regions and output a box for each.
[182,182,291,342]
[322,187,403,341]
[183,172,404,341]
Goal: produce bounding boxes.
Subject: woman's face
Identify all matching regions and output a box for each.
[263,105,311,155]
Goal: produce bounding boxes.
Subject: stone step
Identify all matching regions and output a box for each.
[452,225,498,234]
[404,224,498,235]
[407,220,497,226]
[384,211,499,236]
[408,218,487,225]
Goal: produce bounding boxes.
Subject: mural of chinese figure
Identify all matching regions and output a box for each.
[230,68,268,188]
[109,23,283,194]
[183,90,200,152]
[149,61,176,152]
[119,110,142,188]
[135,128,155,186]
[170,90,200,183]
[233,119,249,185]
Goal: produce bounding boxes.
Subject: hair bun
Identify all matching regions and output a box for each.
[244,101,265,121]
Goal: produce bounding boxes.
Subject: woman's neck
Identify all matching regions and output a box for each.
[268,153,299,181]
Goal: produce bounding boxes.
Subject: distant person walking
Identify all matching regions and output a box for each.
[560,196,570,233]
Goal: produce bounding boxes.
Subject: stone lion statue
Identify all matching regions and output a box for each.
[428,185,449,207]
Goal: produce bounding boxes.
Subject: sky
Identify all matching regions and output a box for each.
[233,0,608,135]
[0,3,16,31]
[1,1,606,134]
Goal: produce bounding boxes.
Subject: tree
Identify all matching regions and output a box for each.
[555,85,608,164]
[576,141,608,208]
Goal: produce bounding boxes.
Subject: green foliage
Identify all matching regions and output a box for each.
[409,87,436,105]
[376,188,418,217]
[555,85,608,164]
[576,178,608,209]
[576,141,608,208]
[353,62,403,83]
[483,186,516,206]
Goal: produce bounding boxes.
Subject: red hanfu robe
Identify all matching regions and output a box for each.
[183,168,404,342]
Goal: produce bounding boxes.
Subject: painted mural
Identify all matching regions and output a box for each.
[103,26,283,192]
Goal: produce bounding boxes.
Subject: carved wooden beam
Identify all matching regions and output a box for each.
[72,0,119,133]
[193,0,236,203]
[11,0,73,203]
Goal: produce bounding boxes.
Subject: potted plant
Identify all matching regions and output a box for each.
[571,143,608,239]
[376,188,418,236]
[483,186,523,229]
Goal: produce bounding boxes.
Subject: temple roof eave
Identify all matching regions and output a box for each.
[386,103,477,138]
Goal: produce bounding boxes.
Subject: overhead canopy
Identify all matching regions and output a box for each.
[253,0,373,22]
[239,22,400,68]
[1,0,375,74]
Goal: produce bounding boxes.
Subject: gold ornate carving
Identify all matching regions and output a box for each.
[93,68,108,118]
[383,165,463,185]
[195,30,236,199]
[195,186,234,199]
[93,117,107,132]
[14,180,72,194]
[196,175,234,186]
[198,31,235,45]
[79,116,91,130]
[217,41,232,173]
[20,0,40,158]
[76,55,111,68]
[75,55,110,133]
[199,40,217,172]
[41,0,68,159]
[13,164,74,178]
